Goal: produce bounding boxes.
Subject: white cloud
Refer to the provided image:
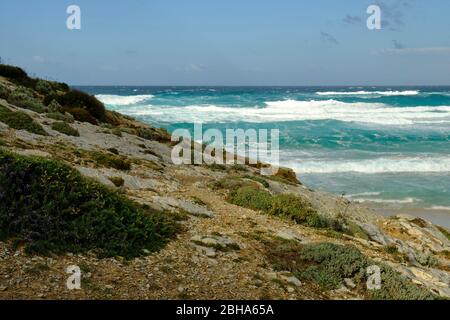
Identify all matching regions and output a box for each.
[377,47,450,55]
[33,55,45,63]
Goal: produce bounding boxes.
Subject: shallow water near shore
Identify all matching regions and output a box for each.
[81,86,450,227]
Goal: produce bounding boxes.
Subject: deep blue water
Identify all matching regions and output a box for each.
[78,86,450,219]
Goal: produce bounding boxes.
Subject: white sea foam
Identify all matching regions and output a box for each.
[427,206,450,211]
[346,192,381,198]
[96,94,154,105]
[352,197,419,204]
[285,156,450,174]
[121,99,450,125]
[316,90,420,96]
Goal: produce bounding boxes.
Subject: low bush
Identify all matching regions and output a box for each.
[109,176,125,187]
[51,81,70,92]
[0,150,179,258]
[35,80,53,95]
[268,193,316,224]
[91,151,131,171]
[47,99,62,113]
[227,184,341,231]
[51,121,80,137]
[63,107,98,124]
[0,64,37,88]
[241,175,270,188]
[437,226,450,241]
[111,128,123,137]
[107,147,120,155]
[7,89,45,113]
[46,112,74,123]
[295,243,367,290]
[0,84,10,99]
[228,186,273,211]
[210,176,257,191]
[58,90,106,122]
[265,240,435,299]
[0,105,47,135]
[267,167,300,185]
[0,64,28,81]
[137,127,171,142]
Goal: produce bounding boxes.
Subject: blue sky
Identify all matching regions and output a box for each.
[1,0,449,85]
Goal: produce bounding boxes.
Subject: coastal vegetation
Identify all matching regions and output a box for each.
[0,105,47,136]
[0,63,448,300]
[0,150,179,258]
[265,240,435,300]
[220,178,355,234]
[51,121,80,137]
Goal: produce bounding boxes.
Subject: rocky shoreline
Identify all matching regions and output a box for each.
[0,70,449,300]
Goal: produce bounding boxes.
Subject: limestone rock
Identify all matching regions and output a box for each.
[153,196,215,218]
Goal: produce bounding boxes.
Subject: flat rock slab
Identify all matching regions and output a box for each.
[191,234,240,252]
[152,196,215,218]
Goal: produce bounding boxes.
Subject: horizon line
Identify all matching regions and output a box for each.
[72,84,450,88]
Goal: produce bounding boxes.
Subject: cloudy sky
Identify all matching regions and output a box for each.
[0,0,449,85]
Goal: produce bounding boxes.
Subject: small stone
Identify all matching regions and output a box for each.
[201,237,219,247]
[177,286,186,293]
[284,276,302,287]
[204,248,217,258]
[276,230,302,242]
[105,285,114,290]
[344,278,356,288]
[266,272,278,280]
[287,287,295,293]
[0,286,7,291]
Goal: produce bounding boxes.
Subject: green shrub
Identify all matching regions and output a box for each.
[0,65,37,88]
[269,193,316,223]
[58,90,106,122]
[0,105,47,135]
[241,175,270,188]
[109,176,125,187]
[35,80,53,95]
[228,186,273,211]
[91,151,131,171]
[111,128,123,137]
[437,226,450,241]
[0,150,179,258]
[210,176,257,191]
[369,264,435,300]
[265,240,434,299]
[63,107,98,124]
[51,81,70,92]
[295,243,367,290]
[267,167,300,185]
[0,64,28,80]
[137,127,170,142]
[383,244,399,255]
[0,84,10,99]
[47,99,62,113]
[225,184,342,231]
[51,121,80,137]
[7,89,45,113]
[46,112,74,123]
[107,148,119,155]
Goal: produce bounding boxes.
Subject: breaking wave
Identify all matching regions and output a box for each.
[96,94,154,105]
[119,99,450,125]
[315,90,420,96]
[287,156,450,174]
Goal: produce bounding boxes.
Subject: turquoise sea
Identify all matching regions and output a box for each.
[80,86,450,226]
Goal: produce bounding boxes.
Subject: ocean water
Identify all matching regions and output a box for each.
[79,86,450,225]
